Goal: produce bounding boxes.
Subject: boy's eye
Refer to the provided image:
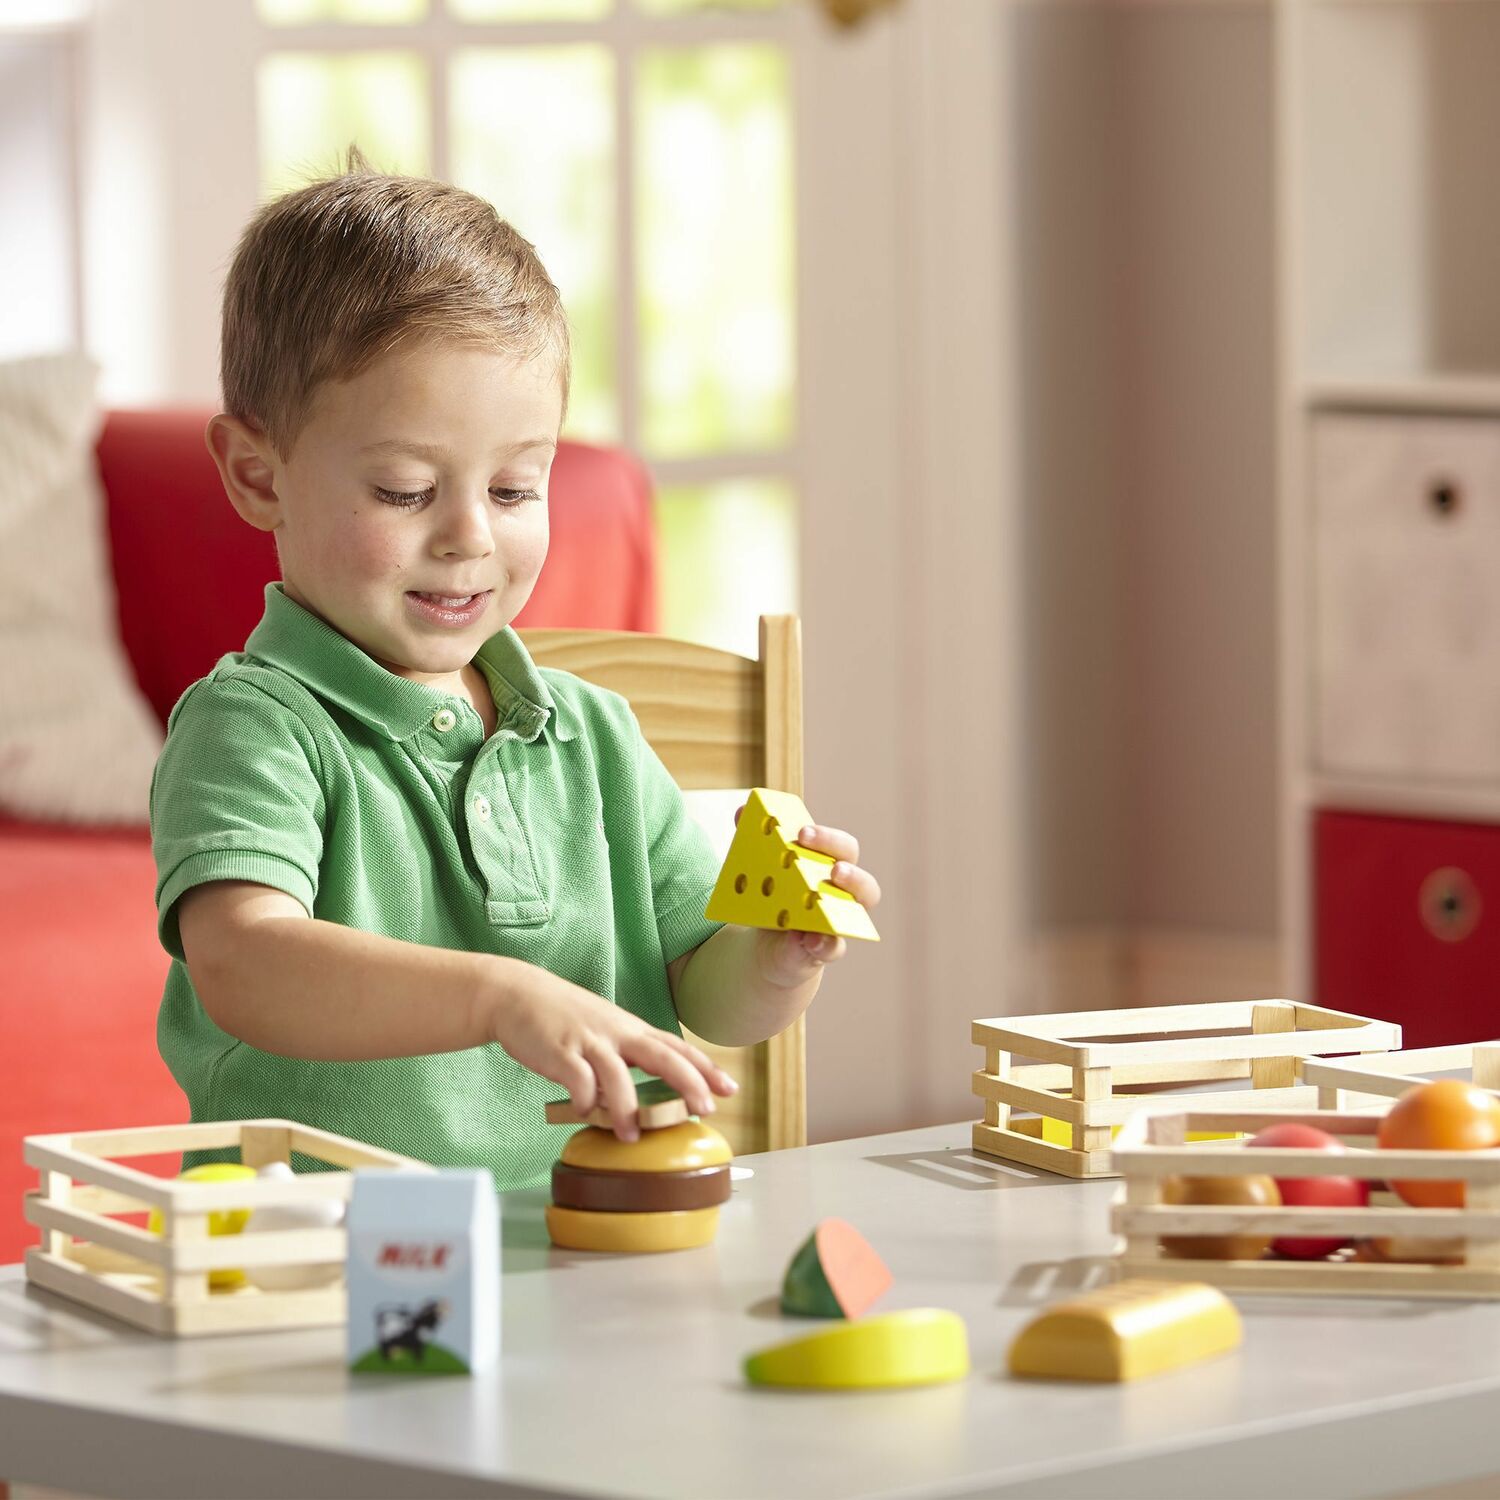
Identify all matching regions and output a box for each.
[372,486,541,509]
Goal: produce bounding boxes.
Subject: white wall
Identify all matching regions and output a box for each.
[79,0,259,406]
[1114,2,1278,938]
[0,32,79,359]
[1016,0,1280,967]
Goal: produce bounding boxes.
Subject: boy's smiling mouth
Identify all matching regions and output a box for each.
[404,589,493,627]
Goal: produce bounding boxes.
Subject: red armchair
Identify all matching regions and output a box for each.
[0,410,659,1263]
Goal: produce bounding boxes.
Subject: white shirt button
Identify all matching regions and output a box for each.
[432,708,457,732]
[473,795,492,820]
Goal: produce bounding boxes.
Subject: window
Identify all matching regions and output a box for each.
[254,0,798,657]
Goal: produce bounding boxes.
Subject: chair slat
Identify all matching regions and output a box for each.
[520,618,806,1154]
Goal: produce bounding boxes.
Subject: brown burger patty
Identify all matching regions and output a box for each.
[550,1161,733,1213]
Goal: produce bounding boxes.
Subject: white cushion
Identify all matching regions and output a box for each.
[0,351,163,825]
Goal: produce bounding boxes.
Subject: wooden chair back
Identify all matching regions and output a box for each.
[517,616,806,1154]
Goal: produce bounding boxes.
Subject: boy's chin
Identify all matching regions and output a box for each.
[365,629,483,682]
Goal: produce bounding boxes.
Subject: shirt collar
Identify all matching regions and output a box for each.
[244,583,576,743]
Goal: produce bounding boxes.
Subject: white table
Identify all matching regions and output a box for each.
[3,1121,1500,1499]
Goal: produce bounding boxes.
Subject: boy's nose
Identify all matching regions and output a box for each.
[433,492,495,559]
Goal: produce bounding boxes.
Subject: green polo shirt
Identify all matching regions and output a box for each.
[151,583,722,1189]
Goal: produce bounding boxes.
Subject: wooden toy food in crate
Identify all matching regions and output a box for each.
[971,1001,1400,1179]
[24,1118,432,1336]
[1111,1105,1500,1299]
[1303,1041,1500,1111]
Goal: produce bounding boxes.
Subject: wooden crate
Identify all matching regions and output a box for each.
[23,1118,432,1337]
[971,1000,1400,1179]
[1304,1041,1500,1110]
[1111,1104,1500,1299]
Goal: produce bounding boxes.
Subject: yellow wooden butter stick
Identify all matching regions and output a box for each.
[1008,1279,1242,1383]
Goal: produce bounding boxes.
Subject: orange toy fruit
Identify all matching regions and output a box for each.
[1376,1080,1500,1209]
[1159,1173,1281,1261]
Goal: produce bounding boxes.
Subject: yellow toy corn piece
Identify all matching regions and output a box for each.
[1008,1278,1241,1383]
[744,1308,969,1389]
[705,788,879,942]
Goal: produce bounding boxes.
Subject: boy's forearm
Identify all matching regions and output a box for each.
[673,925,821,1048]
[194,916,519,1061]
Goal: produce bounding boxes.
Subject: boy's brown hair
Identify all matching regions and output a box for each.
[220,145,571,459]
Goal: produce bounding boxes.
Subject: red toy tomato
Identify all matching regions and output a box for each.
[1376,1080,1500,1209]
[1247,1122,1369,1259]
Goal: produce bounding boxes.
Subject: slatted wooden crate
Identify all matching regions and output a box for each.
[1303,1041,1500,1110]
[23,1118,432,1336]
[971,1000,1400,1179]
[1111,1104,1500,1299]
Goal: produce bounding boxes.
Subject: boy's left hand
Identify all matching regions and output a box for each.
[741,813,881,988]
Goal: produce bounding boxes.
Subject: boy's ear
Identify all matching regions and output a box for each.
[205,414,283,533]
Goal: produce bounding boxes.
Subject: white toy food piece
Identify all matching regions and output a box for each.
[243,1161,347,1291]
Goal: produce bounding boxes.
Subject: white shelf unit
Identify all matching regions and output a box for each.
[1277,0,1500,995]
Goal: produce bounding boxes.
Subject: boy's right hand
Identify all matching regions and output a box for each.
[481,965,737,1142]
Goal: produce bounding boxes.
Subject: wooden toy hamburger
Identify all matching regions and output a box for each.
[544,1084,733,1253]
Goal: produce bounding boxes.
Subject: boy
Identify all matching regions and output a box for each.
[151,152,879,1189]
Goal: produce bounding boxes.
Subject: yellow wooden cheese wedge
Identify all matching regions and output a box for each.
[1008,1278,1241,1382]
[744,1308,969,1389]
[705,788,879,942]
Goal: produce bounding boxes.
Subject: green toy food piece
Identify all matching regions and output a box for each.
[780,1218,893,1319]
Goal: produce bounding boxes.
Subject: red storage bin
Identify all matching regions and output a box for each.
[1316,809,1500,1049]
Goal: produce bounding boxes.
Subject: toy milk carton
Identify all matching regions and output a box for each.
[346,1168,499,1375]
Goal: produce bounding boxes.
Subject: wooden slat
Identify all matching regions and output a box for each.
[23,1141,177,1209]
[1304,1043,1500,1100]
[166,1283,346,1337]
[1011,1058,1253,1089]
[523,616,807,1156]
[968,1023,1083,1067]
[240,1123,293,1169]
[1082,1024,1392,1068]
[71,1185,155,1216]
[24,1194,169,1268]
[26,1195,347,1275]
[1116,1255,1500,1300]
[1073,1066,1111,1153]
[519,628,763,790]
[1113,1203,1500,1239]
[1291,1001,1405,1034]
[971,1121,1110,1178]
[286,1125,438,1173]
[977,1001,1266,1038]
[1251,1001,1298,1088]
[25,1249,170,1334]
[51,1122,245,1158]
[971,1070,1083,1124]
[969,1071,1161,1129]
[1327,1042,1482,1077]
[761,616,806,1153]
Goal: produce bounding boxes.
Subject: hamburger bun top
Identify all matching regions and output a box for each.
[560,1119,733,1173]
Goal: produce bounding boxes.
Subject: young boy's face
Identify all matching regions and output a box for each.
[258,340,561,686]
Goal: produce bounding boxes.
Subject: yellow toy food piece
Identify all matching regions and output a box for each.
[146,1162,259,1290]
[559,1120,733,1173]
[1035,1114,1241,1148]
[743,1308,970,1390]
[1008,1278,1242,1383]
[705,788,879,942]
[545,1203,721,1253]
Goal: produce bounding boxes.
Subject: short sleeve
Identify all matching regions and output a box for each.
[149,676,326,961]
[632,714,724,964]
